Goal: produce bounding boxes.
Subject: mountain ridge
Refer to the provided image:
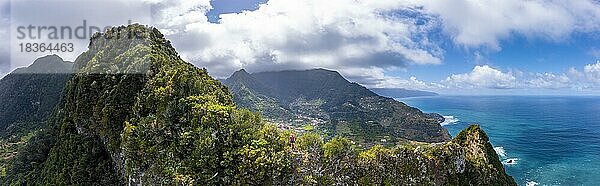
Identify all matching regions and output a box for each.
[223,68,451,144]
[0,55,73,134]
[1,25,514,185]
[0,55,73,180]
[11,55,73,74]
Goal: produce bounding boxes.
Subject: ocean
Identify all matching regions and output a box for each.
[399,96,600,186]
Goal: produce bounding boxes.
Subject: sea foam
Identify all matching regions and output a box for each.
[526,181,539,186]
[494,146,507,157]
[441,116,459,126]
[503,158,518,165]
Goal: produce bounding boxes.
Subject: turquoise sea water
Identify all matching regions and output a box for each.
[399,96,600,186]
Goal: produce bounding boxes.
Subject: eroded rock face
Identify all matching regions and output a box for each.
[347,125,515,185]
[448,125,516,185]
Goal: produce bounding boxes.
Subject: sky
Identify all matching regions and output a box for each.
[1,0,600,95]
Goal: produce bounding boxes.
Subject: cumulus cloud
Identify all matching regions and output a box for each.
[144,0,600,88]
[583,61,600,83]
[524,72,571,89]
[411,0,600,49]
[568,61,600,89]
[378,61,600,92]
[148,0,212,34]
[3,0,600,93]
[374,76,445,90]
[148,0,443,78]
[336,66,444,90]
[443,65,517,89]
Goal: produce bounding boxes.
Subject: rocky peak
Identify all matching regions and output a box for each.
[15,54,72,74]
[448,125,516,185]
[228,69,252,80]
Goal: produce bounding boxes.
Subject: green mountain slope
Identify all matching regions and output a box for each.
[0,55,72,176]
[2,25,514,185]
[0,55,72,135]
[4,25,292,185]
[223,69,451,144]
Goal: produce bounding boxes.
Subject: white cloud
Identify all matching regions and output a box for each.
[569,61,600,89]
[374,76,445,90]
[148,0,212,35]
[525,72,571,89]
[149,0,443,78]
[583,61,600,84]
[2,0,599,94]
[377,61,600,92]
[143,0,600,93]
[337,66,445,90]
[145,0,600,87]
[411,0,600,49]
[443,65,517,89]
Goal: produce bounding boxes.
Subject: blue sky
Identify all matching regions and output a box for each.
[200,0,600,95]
[1,0,600,95]
[402,33,600,82]
[206,0,266,23]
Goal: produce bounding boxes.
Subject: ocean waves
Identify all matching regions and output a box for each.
[441,115,459,126]
[494,146,507,157]
[495,146,518,165]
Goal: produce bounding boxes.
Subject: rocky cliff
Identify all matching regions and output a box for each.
[2,25,514,185]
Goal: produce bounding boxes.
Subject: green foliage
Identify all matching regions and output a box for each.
[39,131,121,185]
[2,128,54,185]
[223,69,452,144]
[1,25,515,185]
[0,55,73,184]
[234,121,293,185]
[0,55,72,136]
[0,122,44,172]
[288,125,515,185]
[5,25,296,185]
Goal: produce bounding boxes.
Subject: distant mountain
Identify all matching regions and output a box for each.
[0,55,72,177]
[1,25,514,185]
[223,69,451,144]
[0,55,73,135]
[370,88,438,98]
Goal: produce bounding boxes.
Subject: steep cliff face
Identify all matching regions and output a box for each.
[447,125,515,185]
[2,25,514,185]
[5,25,291,185]
[407,125,515,185]
[291,125,515,185]
[43,25,236,184]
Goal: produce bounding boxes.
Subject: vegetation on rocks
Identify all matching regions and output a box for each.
[0,55,72,180]
[1,25,514,185]
[223,69,451,145]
